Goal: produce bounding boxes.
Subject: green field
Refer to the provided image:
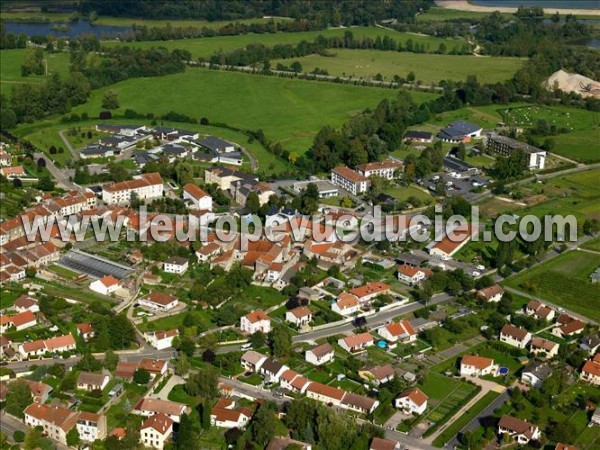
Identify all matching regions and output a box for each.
[503,250,600,322]
[384,185,433,203]
[498,105,600,163]
[582,237,600,252]
[0,49,71,95]
[103,26,468,59]
[271,50,525,84]
[416,5,599,21]
[67,67,437,155]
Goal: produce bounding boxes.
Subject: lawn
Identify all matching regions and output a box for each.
[167,384,197,406]
[103,26,469,59]
[503,250,600,322]
[581,237,600,252]
[137,309,215,333]
[271,50,525,84]
[432,391,500,448]
[68,67,437,155]
[384,185,433,204]
[0,49,71,96]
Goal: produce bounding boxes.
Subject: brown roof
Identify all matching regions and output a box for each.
[78,411,102,423]
[45,334,76,351]
[211,406,252,423]
[384,320,416,338]
[308,343,334,358]
[24,403,78,432]
[336,292,359,309]
[9,310,36,327]
[370,437,399,450]
[356,160,403,172]
[77,372,107,388]
[363,364,395,381]
[141,292,178,306]
[478,284,504,299]
[97,275,120,287]
[289,306,312,319]
[280,369,300,384]
[140,413,173,434]
[431,224,473,255]
[530,337,558,352]
[498,415,538,438]
[77,323,94,334]
[306,382,345,401]
[290,375,310,391]
[332,166,369,183]
[527,300,542,311]
[183,183,209,199]
[397,387,429,407]
[244,309,270,323]
[138,358,167,374]
[555,444,578,450]
[341,392,378,411]
[462,355,494,370]
[582,360,600,377]
[104,172,162,193]
[115,361,138,379]
[397,264,423,278]
[13,295,37,309]
[135,398,186,416]
[341,332,374,348]
[154,329,178,340]
[501,324,529,341]
[559,320,585,335]
[241,350,266,365]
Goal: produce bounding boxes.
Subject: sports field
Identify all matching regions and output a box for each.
[103,26,469,58]
[69,67,438,155]
[503,250,600,322]
[271,50,525,84]
[0,49,71,95]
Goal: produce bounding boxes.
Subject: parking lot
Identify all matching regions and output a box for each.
[58,250,133,280]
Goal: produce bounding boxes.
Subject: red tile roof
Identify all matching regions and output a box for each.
[306,382,345,401]
[332,166,369,183]
[244,309,270,323]
[183,183,209,199]
[140,413,173,434]
[350,282,390,299]
[397,387,428,407]
[462,355,494,370]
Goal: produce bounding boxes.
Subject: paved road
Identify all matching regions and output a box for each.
[219,377,288,406]
[34,152,78,190]
[444,390,510,449]
[58,129,80,162]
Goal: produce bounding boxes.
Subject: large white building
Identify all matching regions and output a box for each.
[139,413,173,449]
[183,183,213,211]
[102,172,164,205]
[460,355,496,377]
[138,292,179,312]
[89,275,121,296]
[240,310,271,334]
[500,324,531,349]
[24,403,79,445]
[330,166,370,195]
[144,329,179,350]
[394,388,428,415]
[356,160,403,180]
[77,411,107,443]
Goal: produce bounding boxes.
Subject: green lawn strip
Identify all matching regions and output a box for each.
[432,391,500,448]
[581,237,600,252]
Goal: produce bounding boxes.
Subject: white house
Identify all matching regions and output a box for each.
[19,334,76,359]
[24,403,78,445]
[77,411,107,443]
[377,320,416,344]
[529,337,560,358]
[332,292,360,316]
[330,166,370,195]
[163,256,189,275]
[102,172,163,205]
[138,292,179,312]
[77,323,95,341]
[460,355,496,377]
[500,324,531,349]
[286,306,312,327]
[133,398,189,423]
[581,355,600,386]
[305,343,335,366]
[240,350,267,372]
[306,382,346,407]
[183,183,213,211]
[338,333,374,353]
[476,284,504,303]
[525,300,555,322]
[139,414,173,449]
[210,398,252,429]
[13,295,39,313]
[144,329,179,350]
[77,372,110,391]
[394,388,428,415]
[498,415,541,445]
[521,361,552,388]
[355,160,403,180]
[240,310,271,334]
[89,275,121,296]
[5,310,37,331]
[258,358,288,383]
[397,264,431,285]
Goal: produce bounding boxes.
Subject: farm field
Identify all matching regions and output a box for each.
[0,49,71,95]
[502,250,600,322]
[271,50,525,84]
[68,68,438,155]
[103,26,469,58]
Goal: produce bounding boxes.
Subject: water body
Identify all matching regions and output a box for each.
[471,1,600,10]
[3,20,131,38]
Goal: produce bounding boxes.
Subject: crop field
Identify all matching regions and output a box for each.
[503,250,600,322]
[498,105,600,163]
[68,67,437,155]
[103,26,469,58]
[270,50,525,84]
[0,49,71,95]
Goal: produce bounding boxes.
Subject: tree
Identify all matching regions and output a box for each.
[202,349,216,363]
[103,349,119,370]
[37,157,46,169]
[133,368,150,385]
[66,428,80,447]
[270,322,292,357]
[250,331,266,349]
[36,174,55,191]
[12,177,22,188]
[6,379,32,418]
[23,428,46,450]
[249,404,277,447]
[13,430,25,443]
[184,367,218,399]
[291,61,303,72]
[102,90,120,110]
[177,411,202,449]
[246,191,260,214]
[175,353,191,376]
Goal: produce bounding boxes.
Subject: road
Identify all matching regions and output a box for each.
[58,129,80,162]
[34,152,78,190]
[444,390,510,450]
[0,412,70,449]
[219,377,288,406]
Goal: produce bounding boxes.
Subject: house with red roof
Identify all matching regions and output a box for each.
[0,166,26,180]
[285,306,312,327]
[395,388,429,415]
[210,398,253,429]
[377,320,416,344]
[476,284,504,303]
[138,292,178,312]
[240,309,271,334]
[18,333,76,359]
[89,275,121,296]
[460,355,496,377]
[102,173,163,205]
[13,295,39,313]
[350,282,391,303]
[330,166,370,195]
[427,224,475,260]
[183,183,212,211]
[144,329,179,350]
[397,264,432,285]
[24,403,79,445]
[581,354,600,385]
[332,292,360,316]
[77,323,95,341]
[500,324,531,349]
[338,332,374,353]
[498,415,541,444]
[553,315,586,338]
[139,413,173,449]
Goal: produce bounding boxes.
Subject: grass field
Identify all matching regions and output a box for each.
[67,67,437,155]
[582,237,600,252]
[498,105,600,163]
[503,250,600,322]
[103,26,469,59]
[271,50,525,84]
[0,49,71,95]
[384,185,433,203]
